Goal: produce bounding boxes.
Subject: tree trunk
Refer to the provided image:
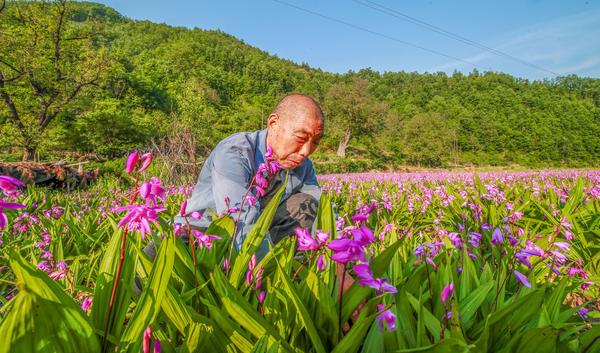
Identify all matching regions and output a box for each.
[336,127,352,158]
[22,145,35,161]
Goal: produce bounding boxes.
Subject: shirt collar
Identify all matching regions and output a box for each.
[256,128,268,166]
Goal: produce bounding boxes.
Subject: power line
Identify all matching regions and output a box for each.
[270,0,494,72]
[352,0,560,76]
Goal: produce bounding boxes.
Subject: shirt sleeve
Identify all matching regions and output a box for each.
[211,145,262,251]
[299,159,322,203]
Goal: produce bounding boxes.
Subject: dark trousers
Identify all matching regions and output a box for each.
[142,192,318,260]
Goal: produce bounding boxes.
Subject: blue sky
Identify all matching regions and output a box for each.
[93,0,600,80]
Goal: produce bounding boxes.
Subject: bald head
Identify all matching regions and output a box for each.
[266,93,325,170]
[272,93,324,123]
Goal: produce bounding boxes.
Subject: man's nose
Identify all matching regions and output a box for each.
[298,143,311,157]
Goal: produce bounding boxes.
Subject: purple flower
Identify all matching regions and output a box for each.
[0,176,25,197]
[351,226,375,246]
[376,304,397,332]
[441,283,455,303]
[153,339,161,353]
[513,270,531,288]
[468,232,482,248]
[491,228,504,246]
[125,151,139,174]
[353,263,397,295]
[114,204,165,239]
[351,213,369,222]
[448,232,462,249]
[578,308,589,319]
[258,290,266,304]
[414,245,426,257]
[515,252,533,268]
[553,242,570,251]
[327,238,366,264]
[0,199,26,229]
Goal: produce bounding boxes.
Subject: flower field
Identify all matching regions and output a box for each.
[0,164,599,352]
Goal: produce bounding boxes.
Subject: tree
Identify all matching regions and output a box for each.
[400,112,458,167]
[0,0,109,160]
[323,77,388,157]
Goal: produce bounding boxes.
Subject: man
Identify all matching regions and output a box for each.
[173,93,325,257]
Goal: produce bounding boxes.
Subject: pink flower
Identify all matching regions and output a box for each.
[376,304,397,332]
[191,229,221,250]
[0,199,25,229]
[316,254,327,271]
[125,151,139,174]
[441,283,455,303]
[179,200,187,217]
[243,195,257,207]
[254,185,266,198]
[81,296,93,312]
[114,204,165,239]
[143,325,152,353]
[258,290,266,304]
[138,152,153,173]
[189,211,203,220]
[139,178,165,205]
[249,254,257,271]
[0,176,25,197]
[295,228,329,251]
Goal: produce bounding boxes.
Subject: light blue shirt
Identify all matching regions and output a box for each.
[175,128,321,253]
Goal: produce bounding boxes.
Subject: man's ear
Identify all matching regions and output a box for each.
[267,113,279,128]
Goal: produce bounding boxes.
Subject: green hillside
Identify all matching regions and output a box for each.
[1,1,599,171]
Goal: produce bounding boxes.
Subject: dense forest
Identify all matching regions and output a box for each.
[1,1,599,172]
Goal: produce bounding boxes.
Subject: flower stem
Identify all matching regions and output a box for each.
[185,218,199,306]
[292,251,318,280]
[101,173,139,352]
[101,228,128,353]
[338,264,347,336]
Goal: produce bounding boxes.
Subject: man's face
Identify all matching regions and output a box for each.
[267,113,324,170]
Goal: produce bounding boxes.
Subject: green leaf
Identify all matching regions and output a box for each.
[210,268,295,352]
[0,251,100,353]
[90,229,138,343]
[459,281,493,330]
[394,337,471,353]
[229,173,288,288]
[182,322,213,353]
[331,298,381,353]
[275,258,327,353]
[316,193,337,235]
[407,292,441,340]
[120,235,175,351]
